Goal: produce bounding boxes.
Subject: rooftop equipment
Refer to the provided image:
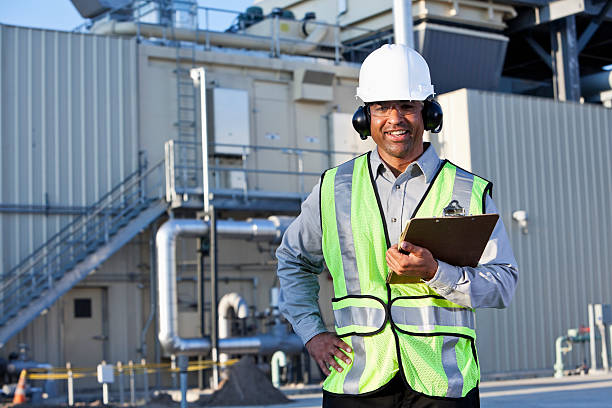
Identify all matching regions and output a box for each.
[70,0,132,19]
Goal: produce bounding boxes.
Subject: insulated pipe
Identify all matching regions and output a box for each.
[581,71,612,96]
[90,21,329,55]
[157,217,296,356]
[219,293,249,363]
[553,335,569,378]
[271,351,287,388]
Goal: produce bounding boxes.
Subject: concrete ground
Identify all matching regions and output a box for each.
[241,373,612,408]
[12,373,612,407]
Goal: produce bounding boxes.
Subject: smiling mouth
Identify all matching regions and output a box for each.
[384,129,411,139]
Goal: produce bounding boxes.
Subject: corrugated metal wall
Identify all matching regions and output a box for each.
[415,23,508,94]
[0,25,139,276]
[435,89,612,376]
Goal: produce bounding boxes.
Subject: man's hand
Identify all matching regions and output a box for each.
[305,332,352,376]
[386,241,438,281]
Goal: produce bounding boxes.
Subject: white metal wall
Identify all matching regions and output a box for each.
[435,89,612,376]
[0,25,139,276]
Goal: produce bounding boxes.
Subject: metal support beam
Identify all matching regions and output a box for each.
[393,0,414,48]
[210,206,220,390]
[550,16,581,101]
[525,35,552,69]
[509,0,586,33]
[577,0,612,52]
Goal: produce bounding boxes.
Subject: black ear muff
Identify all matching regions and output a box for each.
[422,98,443,133]
[352,105,371,140]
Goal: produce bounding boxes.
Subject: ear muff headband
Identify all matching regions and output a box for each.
[352,99,443,139]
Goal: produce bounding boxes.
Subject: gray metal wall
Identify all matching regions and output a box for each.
[435,89,612,376]
[0,25,139,275]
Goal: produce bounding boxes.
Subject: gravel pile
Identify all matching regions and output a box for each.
[198,356,292,406]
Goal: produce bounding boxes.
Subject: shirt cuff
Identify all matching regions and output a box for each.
[424,260,461,297]
[295,316,329,345]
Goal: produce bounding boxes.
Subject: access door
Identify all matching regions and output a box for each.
[63,287,106,389]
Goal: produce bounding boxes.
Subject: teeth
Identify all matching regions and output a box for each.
[388,130,407,135]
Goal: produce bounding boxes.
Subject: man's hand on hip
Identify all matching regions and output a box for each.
[305,332,352,376]
[386,241,438,281]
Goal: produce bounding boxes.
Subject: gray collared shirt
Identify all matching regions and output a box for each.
[276,144,519,345]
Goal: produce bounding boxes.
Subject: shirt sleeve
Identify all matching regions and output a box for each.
[425,196,519,309]
[276,182,328,345]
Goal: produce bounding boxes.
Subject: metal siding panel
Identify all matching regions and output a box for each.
[0,25,138,276]
[444,90,612,376]
[0,26,3,275]
[419,27,507,94]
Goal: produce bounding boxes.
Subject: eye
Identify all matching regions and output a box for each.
[372,104,388,113]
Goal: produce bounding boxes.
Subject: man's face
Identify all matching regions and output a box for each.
[369,100,425,162]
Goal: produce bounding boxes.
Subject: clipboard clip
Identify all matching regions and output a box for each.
[443,200,466,217]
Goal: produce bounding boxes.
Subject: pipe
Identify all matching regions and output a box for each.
[581,71,612,96]
[271,351,287,388]
[90,21,329,56]
[219,293,249,364]
[178,355,188,408]
[157,217,295,355]
[393,0,414,48]
[553,335,569,378]
[6,361,55,396]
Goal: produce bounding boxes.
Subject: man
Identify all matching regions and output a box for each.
[276,44,518,407]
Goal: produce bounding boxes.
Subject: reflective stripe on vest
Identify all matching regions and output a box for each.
[320,152,491,397]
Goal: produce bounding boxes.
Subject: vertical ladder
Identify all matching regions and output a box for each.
[170,0,200,194]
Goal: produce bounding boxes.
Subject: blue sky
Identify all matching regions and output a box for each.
[0,0,254,32]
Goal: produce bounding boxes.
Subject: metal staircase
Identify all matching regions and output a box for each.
[0,158,167,348]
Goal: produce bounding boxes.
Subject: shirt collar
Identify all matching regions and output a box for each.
[369,142,442,184]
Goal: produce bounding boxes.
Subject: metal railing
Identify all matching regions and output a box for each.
[164,139,362,204]
[73,1,384,63]
[0,158,165,326]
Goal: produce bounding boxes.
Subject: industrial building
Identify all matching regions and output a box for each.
[1,0,612,400]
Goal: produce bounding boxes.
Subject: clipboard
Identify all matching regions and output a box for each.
[388,213,499,284]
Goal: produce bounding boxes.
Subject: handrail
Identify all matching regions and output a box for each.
[3,166,144,276]
[72,2,380,61]
[164,139,364,201]
[0,159,165,294]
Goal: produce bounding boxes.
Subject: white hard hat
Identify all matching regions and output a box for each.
[355,44,434,103]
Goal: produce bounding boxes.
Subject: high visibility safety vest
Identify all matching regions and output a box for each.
[319,152,492,398]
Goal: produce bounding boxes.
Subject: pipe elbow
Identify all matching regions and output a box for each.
[219,293,249,319]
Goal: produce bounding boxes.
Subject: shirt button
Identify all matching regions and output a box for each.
[395,185,401,190]
[391,217,397,222]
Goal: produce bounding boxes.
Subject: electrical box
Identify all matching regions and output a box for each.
[212,88,250,156]
[228,170,247,190]
[97,363,114,384]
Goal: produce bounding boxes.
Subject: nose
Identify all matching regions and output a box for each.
[386,107,404,124]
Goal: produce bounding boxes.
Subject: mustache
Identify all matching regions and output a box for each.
[383,125,414,134]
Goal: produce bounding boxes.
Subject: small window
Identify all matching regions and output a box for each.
[74,298,92,318]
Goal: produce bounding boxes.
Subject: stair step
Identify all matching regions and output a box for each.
[175,121,196,127]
